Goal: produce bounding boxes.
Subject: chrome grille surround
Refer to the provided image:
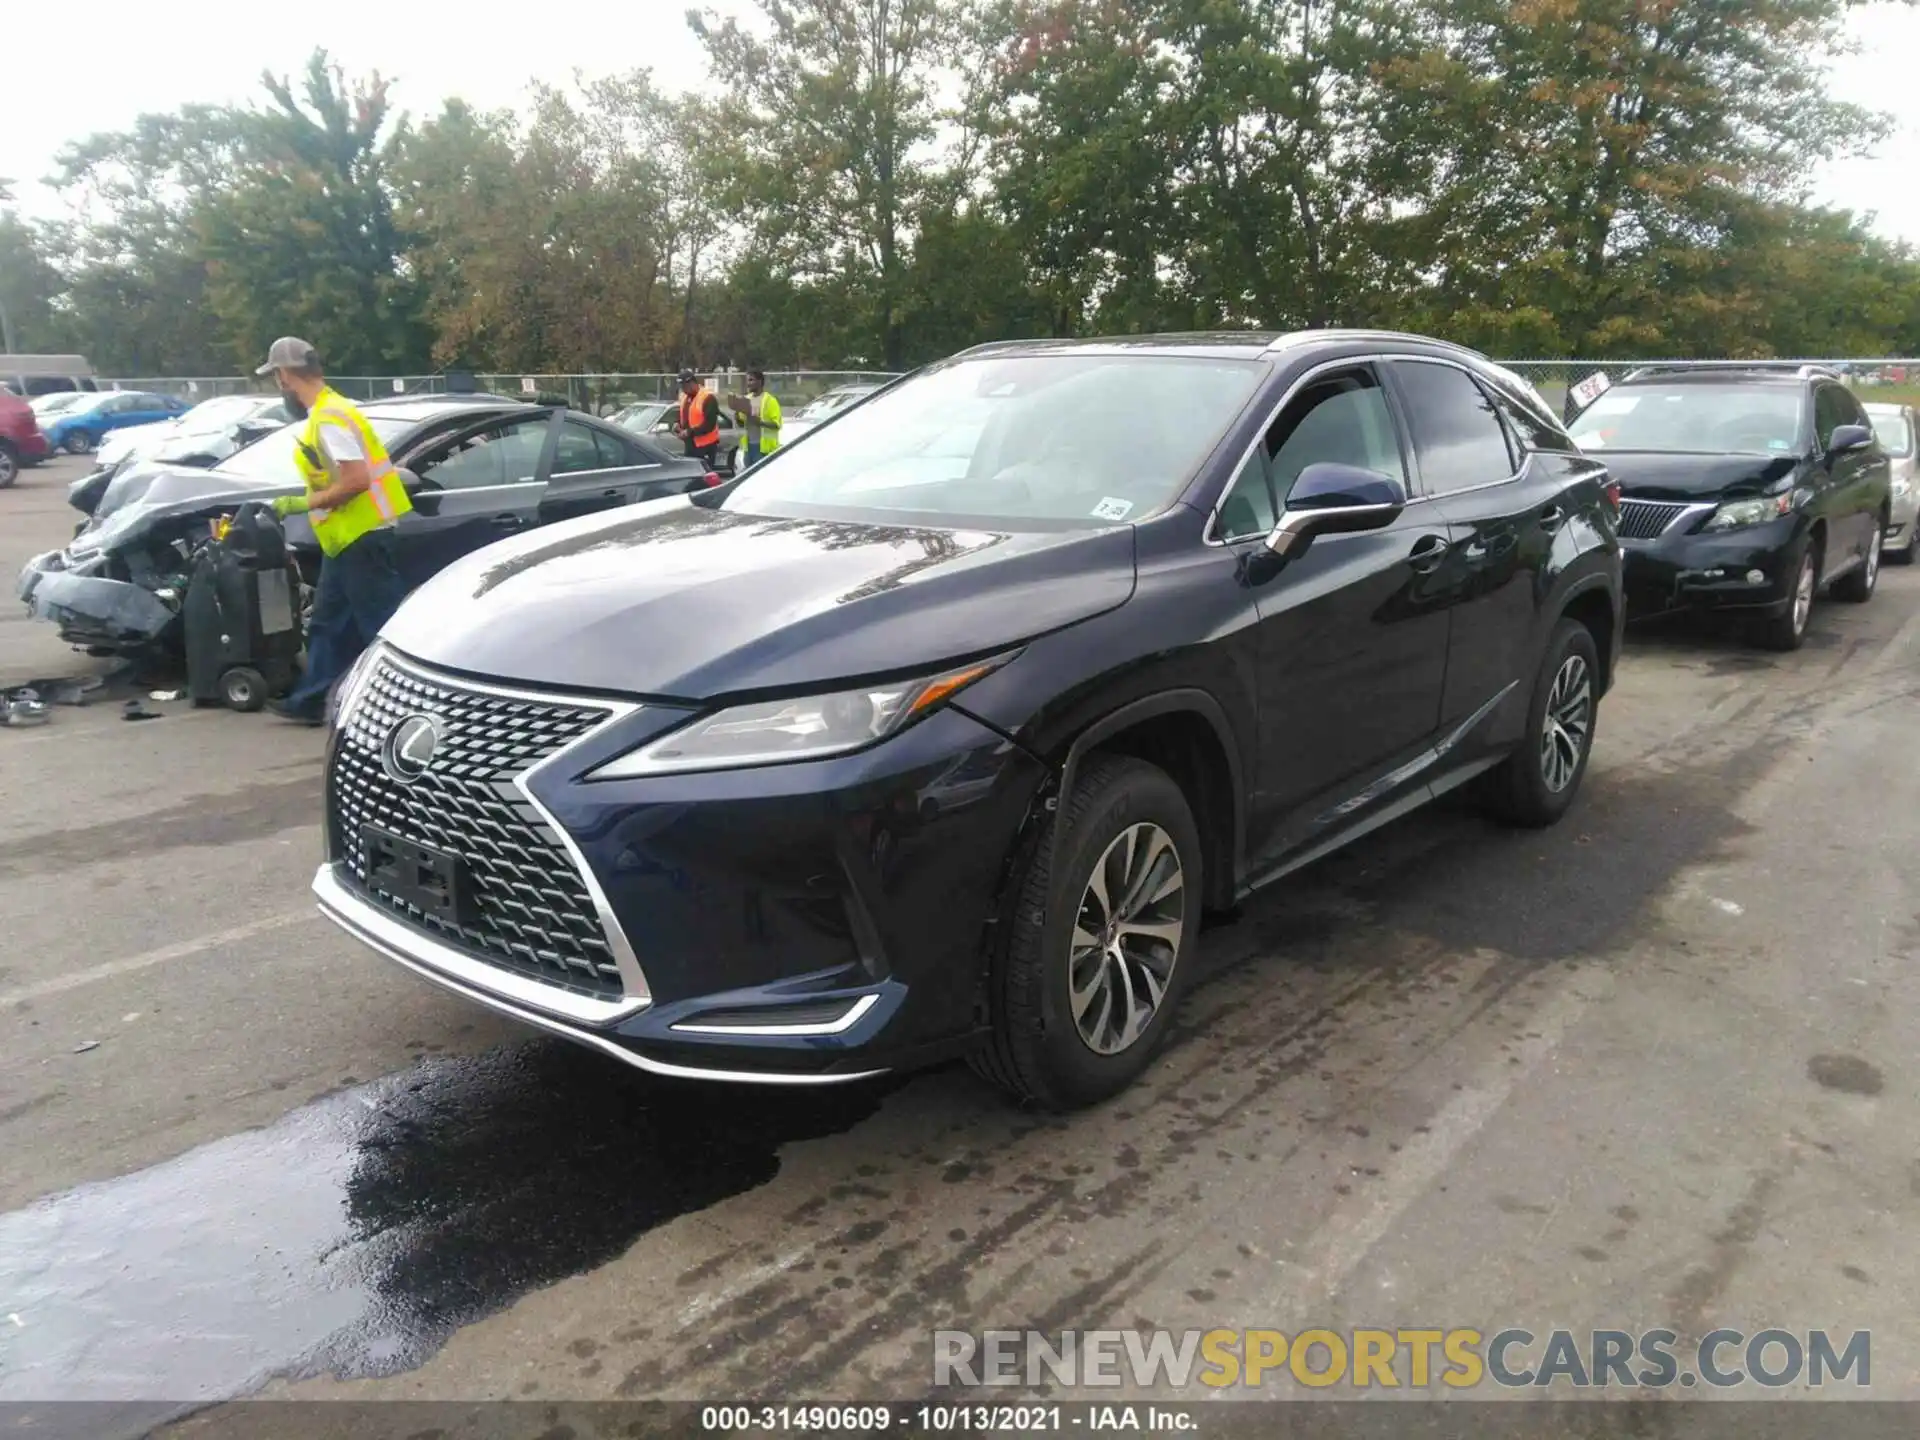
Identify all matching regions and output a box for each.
[327,644,649,1014]
[1616,498,1700,541]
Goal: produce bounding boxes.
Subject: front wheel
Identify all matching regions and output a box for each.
[1755,543,1818,651]
[1477,617,1600,829]
[1832,522,1882,603]
[970,754,1202,1109]
[62,431,94,456]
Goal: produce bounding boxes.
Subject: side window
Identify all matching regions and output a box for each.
[1391,360,1516,494]
[552,419,611,475]
[415,417,550,490]
[1491,389,1573,455]
[1814,386,1847,449]
[1266,370,1406,507]
[1217,451,1277,541]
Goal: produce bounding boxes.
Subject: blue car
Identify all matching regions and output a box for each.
[42,390,187,456]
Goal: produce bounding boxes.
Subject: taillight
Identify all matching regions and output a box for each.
[1604,480,1621,512]
[703,473,723,488]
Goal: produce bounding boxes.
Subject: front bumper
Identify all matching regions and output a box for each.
[1621,508,1806,618]
[16,548,179,649]
[1887,486,1919,553]
[316,646,1049,1084]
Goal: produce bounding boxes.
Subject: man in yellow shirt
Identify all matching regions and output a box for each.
[726,369,782,470]
[254,337,413,724]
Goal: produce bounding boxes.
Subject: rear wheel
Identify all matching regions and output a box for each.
[1832,521,1882,603]
[970,754,1202,1109]
[1756,542,1818,651]
[0,442,17,489]
[1477,617,1599,829]
[63,430,94,456]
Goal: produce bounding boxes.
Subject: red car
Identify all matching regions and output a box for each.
[0,392,50,488]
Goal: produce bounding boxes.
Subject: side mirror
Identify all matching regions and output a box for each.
[1266,464,1408,557]
[1828,423,1873,454]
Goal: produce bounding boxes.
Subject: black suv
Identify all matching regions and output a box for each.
[1568,365,1891,649]
[315,331,1624,1109]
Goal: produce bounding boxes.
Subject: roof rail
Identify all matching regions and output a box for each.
[1622,360,1835,384]
[1263,328,1490,359]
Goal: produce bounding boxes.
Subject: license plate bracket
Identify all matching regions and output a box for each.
[363,825,468,924]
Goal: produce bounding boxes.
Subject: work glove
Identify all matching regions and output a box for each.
[270,494,310,519]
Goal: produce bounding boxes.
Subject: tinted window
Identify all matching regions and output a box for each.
[1391,361,1514,494]
[1814,386,1852,448]
[553,419,611,475]
[415,417,550,490]
[1217,452,1277,541]
[1488,384,1573,455]
[1267,371,1406,505]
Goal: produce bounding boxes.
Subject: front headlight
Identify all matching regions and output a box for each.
[588,654,1014,779]
[1894,476,1913,498]
[1701,493,1793,532]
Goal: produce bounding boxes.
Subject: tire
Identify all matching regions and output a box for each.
[222,667,268,713]
[63,430,94,456]
[969,754,1203,1109]
[0,442,17,489]
[1478,617,1600,829]
[1832,520,1883,603]
[1755,541,1818,651]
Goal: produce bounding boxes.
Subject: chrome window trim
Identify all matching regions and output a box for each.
[315,864,885,1084]
[1206,351,1527,547]
[671,992,882,1037]
[338,642,654,1009]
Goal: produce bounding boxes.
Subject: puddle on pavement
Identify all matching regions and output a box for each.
[0,1039,895,1404]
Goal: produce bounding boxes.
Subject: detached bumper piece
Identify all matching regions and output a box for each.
[18,551,179,646]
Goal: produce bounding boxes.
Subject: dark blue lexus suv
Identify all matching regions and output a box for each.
[315,331,1624,1108]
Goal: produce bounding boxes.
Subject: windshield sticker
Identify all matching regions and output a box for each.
[1092,497,1134,521]
[1768,439,1791,450]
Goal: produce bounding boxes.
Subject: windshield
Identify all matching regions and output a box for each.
[612,403,670,430]
[181,395,267,428]
[725,354,1265,526]
[1570,385,1806,454]
[211,415,417,482]
[1870,412,1913,457]
[796,389,868,420]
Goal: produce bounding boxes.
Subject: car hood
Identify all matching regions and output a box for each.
[383,499,1138,699]
[1601,451,1801,501]
[73,464,306,554]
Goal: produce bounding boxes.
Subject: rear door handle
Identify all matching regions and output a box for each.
[1407,535,1451,573]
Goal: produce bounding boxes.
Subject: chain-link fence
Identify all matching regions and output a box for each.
[96,370,901,413]
[93,358,1920,419]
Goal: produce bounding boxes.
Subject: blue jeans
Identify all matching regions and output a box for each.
[744,442,764,469]
[284,530,405,715]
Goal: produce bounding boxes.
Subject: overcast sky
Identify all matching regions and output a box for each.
[5,1,1918,242]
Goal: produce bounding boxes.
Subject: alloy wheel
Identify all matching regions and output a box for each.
[1792,553,1815,636]
[0,450,16,488]
[1539,653,1592,794]
[1068,821,1186,1056]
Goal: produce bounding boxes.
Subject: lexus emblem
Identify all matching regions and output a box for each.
[382,714,442,783]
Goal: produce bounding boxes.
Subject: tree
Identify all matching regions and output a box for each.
[692,0,977,369]
[194,51,430,374]
[1364,0,1891,355]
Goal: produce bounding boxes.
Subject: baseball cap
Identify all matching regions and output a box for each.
[255,336,319,375]
[677,367,696,384]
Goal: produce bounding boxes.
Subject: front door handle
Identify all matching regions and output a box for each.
[1407,535,1451,573]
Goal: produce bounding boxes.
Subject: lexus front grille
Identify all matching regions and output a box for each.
[1616,498,1697,541]
[327,650,628,1000]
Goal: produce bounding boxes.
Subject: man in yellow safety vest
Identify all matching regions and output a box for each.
[726,369,782,469]
[255,337,414,725]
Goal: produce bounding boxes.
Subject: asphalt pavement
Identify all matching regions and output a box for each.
[3,453,1918,1424]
